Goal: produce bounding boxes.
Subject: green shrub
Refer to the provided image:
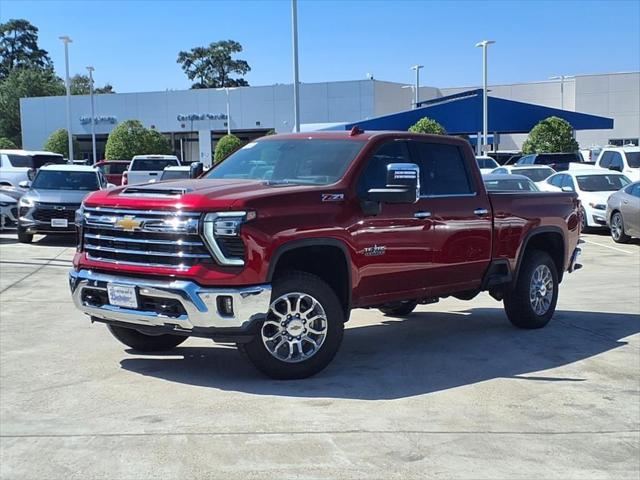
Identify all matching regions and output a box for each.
[104,120,171,160]
[214,134,242,164]
[522,116,579,154]
[408,117,447,135]
[0,137,17,149]
[43,128,79,159]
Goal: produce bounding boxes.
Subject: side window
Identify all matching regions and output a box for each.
[413,142,474,196]
[494,168,507,174]
[356,141,412,197]
[549,174,564,187]
[631,184,640,198]
[599,151,613,168]
[561,175,575,191]
[610,152,624,170]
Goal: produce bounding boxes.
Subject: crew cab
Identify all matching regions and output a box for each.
[69,131,582,379]
[123,155,180,185]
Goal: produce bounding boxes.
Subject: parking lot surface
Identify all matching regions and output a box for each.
[0,231,638,479]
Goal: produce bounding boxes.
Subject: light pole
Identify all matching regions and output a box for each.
[475,40,495,153]
[59,36,73,162]
[291,0,300,132]
[411,65,423,108]
[217,87,237,135]
[549,75,574,110]
[86,66,97,163]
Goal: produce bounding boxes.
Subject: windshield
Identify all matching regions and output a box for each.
[32,170,99,191]
[626,152,640,168]
[476,157,498,169]
[131,159,179,171]
[515,168,555,182]
[161,169,190,181]
[7,154,65,168]
[485,178,538,192]
[205,139,366,185]
[576,174,630,192]
[99,162,129,175]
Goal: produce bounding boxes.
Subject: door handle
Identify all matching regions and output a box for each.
[414,211,432,219]
[473,208,488,216]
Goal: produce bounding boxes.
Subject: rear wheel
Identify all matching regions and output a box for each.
[610,211,630,244]
[379,300,418,317]
[504,250,558,329]
[17,227,33,244]
[238,271,344,379]
[107,324,187,352]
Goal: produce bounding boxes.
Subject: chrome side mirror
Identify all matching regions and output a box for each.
[367,163,420,204]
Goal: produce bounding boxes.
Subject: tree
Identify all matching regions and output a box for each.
[0,19,53,80]
[0,68,65,146]
[70,74,116,95]
[214,134,242,164]
[43,128,79,158]
[522,116,579,154]
[0,137,17,149]
[408,117,447,135]
[104,120,172,160]
[177,40,250,89]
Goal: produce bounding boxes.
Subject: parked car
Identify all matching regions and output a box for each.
[0,150,66,187]
[123,155,180,185]
[606,181,640,243]
[159,165,193,181]
[595,146,640,182]
[95,160,131,186]
[475,156,499,174]
[580,146,603,164]
[540,169,632,230]
[516,152,583,171]
[490,165,556,188]
[17,165,113,243]
[69,130,582,379]
[482,173,539,192]
[0,188,19,230]
[487,150,522,165]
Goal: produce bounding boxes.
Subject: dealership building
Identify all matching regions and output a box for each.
[19,71,639,166]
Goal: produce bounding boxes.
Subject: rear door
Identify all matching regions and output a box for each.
[410,140,492,295]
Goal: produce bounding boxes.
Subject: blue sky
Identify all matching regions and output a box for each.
[1,0,638,92]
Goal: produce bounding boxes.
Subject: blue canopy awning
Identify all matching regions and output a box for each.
[335,89,613,134]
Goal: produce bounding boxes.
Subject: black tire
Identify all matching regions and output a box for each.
[238,271,345,380]
[579,207,591,233]
[610,211,630,244]
[379,300,418,317]
[17,227,33,244]
[107,324,187,352]
[504,249,558,329]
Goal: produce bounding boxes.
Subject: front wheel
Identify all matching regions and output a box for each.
[17,227,33,244]
[238,271,344,379]
[107,324,187,352]
[504,250,558,329]
[610,212,630,244]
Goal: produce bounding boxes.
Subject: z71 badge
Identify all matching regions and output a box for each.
[362,245,386,256]
[321,193,345,202]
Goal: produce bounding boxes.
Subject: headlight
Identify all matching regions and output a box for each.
[589,202,606,210]
[18,196,35,208]
[202,211,255,266]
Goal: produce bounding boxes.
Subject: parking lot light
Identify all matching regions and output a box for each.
[59,36,73,163]
[475,40,495,153]
[87,66,96,164]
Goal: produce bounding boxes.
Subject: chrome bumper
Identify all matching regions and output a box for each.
[69,269,271,332]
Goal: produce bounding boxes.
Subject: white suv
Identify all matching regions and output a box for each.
[0,150,66,187]
[595,146,640,182]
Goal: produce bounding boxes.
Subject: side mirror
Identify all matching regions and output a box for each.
[367,163,420,204]
[190,162,204,178]
[18,180,31,189]
[561,185,574,193]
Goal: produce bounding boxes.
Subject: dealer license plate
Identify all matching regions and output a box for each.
[107,284,138,309]
[51,218,68,228]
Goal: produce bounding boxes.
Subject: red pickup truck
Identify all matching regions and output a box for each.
[69,131,582,379]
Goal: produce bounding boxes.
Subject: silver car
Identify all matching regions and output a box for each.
[606,181,640,243]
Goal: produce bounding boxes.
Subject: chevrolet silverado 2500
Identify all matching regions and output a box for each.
[69,131,582,379]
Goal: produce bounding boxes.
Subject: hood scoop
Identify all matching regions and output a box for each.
[120,185,190,198]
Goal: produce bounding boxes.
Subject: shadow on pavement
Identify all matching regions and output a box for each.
[119,308,639,400]
[33,235,77,247]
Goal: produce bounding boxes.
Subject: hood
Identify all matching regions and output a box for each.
[579,190,613,206]
[26,189,93,205]
[0,192,17,204]
[84,179,328,210]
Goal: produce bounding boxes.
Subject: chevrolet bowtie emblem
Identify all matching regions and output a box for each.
[116,216,141,231]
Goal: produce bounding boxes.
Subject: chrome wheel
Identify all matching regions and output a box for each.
[529,264,554,316]
[611,213,623,241]
[261,292,328,363]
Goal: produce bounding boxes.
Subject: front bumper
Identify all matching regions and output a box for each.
[69,269,271,336]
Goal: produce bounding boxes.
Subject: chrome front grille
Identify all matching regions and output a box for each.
[82,207,211,270]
